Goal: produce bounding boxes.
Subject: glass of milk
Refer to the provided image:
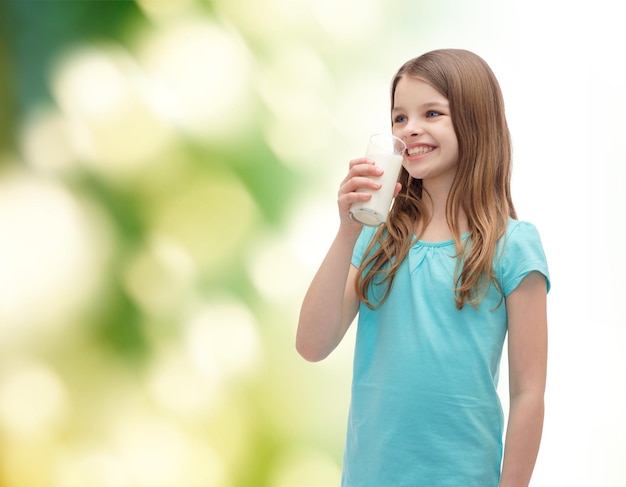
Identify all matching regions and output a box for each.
[349,133,406,227]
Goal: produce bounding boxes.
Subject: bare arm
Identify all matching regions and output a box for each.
[500,271,548,487]
[296,157,396,362]
[296,231,361,362]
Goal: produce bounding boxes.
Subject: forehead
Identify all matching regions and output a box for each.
[393,76,448,108]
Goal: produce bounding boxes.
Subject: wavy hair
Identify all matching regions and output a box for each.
[356,49,517,310]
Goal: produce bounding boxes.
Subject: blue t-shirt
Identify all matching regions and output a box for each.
[342,219,550,487]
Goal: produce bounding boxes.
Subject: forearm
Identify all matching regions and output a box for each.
[296,227,360,362]
[499,391,544,487]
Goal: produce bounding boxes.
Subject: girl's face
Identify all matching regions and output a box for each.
[392,76,459,187]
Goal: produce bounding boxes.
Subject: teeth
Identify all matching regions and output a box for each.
[408,146,434,156]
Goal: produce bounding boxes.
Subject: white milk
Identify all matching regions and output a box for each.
[350,152,403,227]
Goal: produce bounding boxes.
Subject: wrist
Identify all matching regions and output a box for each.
[337,221,363,241]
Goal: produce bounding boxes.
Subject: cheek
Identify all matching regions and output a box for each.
[446,133,459,158]
[450,142,459,159]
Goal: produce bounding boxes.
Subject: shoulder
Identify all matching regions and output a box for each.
[497,218,550,296]
[504,218,541,240]
[501,218,546,256]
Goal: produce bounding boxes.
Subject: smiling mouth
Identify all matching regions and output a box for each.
[407,146,435,156]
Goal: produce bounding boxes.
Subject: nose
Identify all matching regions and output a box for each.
[399,120,423,141]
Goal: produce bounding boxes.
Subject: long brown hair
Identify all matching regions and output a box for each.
[356,49,517,310]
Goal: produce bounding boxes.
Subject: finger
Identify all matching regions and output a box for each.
[348,159,383,178]
[339,176,381,197]
[342,162,384,188]
[348,157,374,169]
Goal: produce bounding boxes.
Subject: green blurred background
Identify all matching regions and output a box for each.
[0,1,414,485]
[1,0,625,486]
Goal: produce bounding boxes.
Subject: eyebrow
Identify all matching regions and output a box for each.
[392,101,449,112]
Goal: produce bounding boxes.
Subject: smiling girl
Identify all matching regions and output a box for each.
[297,49,550,487]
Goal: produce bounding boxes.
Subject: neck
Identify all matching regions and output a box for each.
[418,180,467,241]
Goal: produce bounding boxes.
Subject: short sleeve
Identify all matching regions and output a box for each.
[351,226,378,268]
[498,220,551,297]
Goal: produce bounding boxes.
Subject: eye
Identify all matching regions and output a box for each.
[393,114,407,124]
[426,110,441,118]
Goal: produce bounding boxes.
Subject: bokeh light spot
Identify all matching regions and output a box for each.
[248,234,308,305]
[51,44,174,177]
[0,173,110,344]
[269,446,342,487]
[257,43,334,168]
[20,107,75,175]
[0,360,68,439]
[55,447,128,487]
[123,236,196,316]
[137,17,252,141]
[150,172,257,271]
[111,414,226,487]
[184,297,262,383]
[135,0,196,21]
[147,347,220,417]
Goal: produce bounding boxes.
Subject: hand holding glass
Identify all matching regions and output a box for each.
[349,134,406,227]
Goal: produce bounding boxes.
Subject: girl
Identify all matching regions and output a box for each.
[296,49,550,486]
